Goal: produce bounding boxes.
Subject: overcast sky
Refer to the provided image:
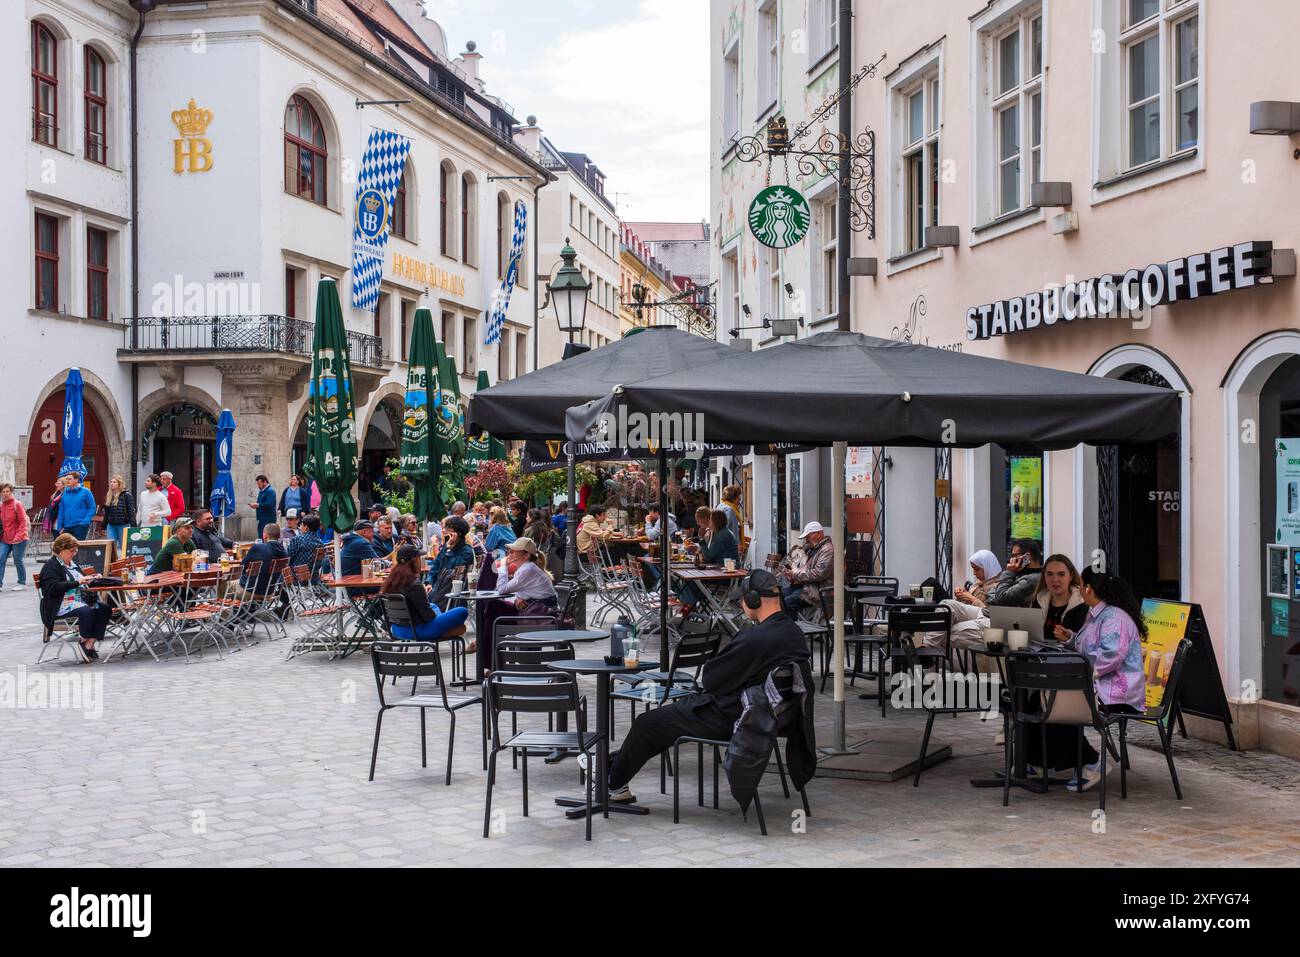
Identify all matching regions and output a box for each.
[429,0,709,223]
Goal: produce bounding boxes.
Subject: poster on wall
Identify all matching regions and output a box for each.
[1267,545,1289,599]
[1009,455,1043,541]
[1271,598,1290,639]
[1139,599,1193,710]
[1275,439,1300,547]
[846,446,873,496]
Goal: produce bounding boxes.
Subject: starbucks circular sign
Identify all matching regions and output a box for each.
[748,185,812,249]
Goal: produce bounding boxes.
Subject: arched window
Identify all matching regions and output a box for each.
[84,47,107,164]
[439,161,453,255]
[31,22,58,146]
[284,94,328,205]
[497,192,509,280]
[461,172,475,265]
[392,165,409,240]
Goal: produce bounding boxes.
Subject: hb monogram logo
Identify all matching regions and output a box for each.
[172,98,213,174]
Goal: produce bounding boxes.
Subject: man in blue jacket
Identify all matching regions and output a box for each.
[339,521,382,596]
[55,472,97,540]
[248,475,277,538]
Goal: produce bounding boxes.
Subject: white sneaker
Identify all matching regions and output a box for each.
[1067,763,1102,792]
[608,785,637,803]
[10,584,26,591]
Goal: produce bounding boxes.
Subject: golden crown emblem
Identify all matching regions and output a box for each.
[171,99,212,138]
[363,193,383,213]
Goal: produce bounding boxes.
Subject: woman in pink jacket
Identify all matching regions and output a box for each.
[0,483,32,590]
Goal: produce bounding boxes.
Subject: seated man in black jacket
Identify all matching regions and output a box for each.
[606,569,810,803]
[235,524,288,598]
[191,509,234,561]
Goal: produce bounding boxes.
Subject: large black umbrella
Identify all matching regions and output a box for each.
[468,326,742,440]
[469,327,746,672]
[566,330,1181,752]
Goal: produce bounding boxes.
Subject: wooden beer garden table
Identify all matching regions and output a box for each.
[321,574,387,658]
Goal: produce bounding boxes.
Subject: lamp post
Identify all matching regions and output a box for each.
[547,240,591,584]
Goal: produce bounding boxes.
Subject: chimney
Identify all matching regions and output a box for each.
[514,114,542,159]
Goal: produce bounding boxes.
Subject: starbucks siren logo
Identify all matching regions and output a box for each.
[748,185,812,249]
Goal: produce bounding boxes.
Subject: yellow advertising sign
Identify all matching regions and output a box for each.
[171,99,213,174]
[1139,599,1192,710]
[390,253,466,297]
[1009,455,1042,541]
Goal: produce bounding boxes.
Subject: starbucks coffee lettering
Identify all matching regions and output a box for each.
[965,241,1278,341]
[390,253,466,297]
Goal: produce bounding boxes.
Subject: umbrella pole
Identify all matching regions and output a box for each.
[659,450,669,673]
[832,441,848,753]
[334,530,344,643]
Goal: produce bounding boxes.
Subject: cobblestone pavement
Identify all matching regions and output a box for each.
[1,577,1298,868]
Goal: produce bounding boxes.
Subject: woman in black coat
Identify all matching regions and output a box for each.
[40,533,110,659]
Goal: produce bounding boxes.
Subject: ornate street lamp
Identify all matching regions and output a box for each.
[547,240,590,343]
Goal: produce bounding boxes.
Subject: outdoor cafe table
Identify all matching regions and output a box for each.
[88,570,233,661]
[670,567,749,636]
[546,658,658,818]
[321,575,387,658]
[970,644,1079,795]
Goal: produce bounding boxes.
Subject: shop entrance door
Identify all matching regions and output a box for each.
[1098,367,1181,602]
[1258,355,1300,706]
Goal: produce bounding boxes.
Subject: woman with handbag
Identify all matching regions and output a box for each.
[40,533,111,659]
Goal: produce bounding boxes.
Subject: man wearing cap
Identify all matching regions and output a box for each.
[339,521,383,581]
[149,517,197,575]
[779,521,834,614]
[606,569,811,803]
[279,510,301,545]
[474,537,559,677]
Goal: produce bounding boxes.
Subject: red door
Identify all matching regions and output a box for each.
[27,388,108,501]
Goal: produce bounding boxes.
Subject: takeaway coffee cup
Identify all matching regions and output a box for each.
[451,579,464,595]
[984,627,1006,649]
[1008,630,1030,651]
[908,583,922,599]
[922,586,935,602]
[724,558,736,572]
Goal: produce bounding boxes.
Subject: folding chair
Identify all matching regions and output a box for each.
[33,574,88,665]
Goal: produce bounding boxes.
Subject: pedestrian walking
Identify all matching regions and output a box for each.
[54,472,96,540]
[137,474,171,526]
[0,483,31,590]
[102,474,134,549]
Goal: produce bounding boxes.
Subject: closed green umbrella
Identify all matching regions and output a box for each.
[400,308,441,522]
[303,278,359,533]
[466,370,507,472]
[434,335,467,504]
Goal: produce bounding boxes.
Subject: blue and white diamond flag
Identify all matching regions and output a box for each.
[350,128,412,312]
[486,200,528,345]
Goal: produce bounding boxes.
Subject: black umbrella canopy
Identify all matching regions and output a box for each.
[468,326,742,441]
[567,330,1181,450]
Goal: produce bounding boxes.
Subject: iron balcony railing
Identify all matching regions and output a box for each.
[121,315,386,368]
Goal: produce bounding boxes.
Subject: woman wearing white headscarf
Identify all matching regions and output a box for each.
[922,550,1004,652]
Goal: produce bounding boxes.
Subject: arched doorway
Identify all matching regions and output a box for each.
[27,391,108,498]
[140,403,217,512]
[360,397,403,508]
[1097,366,1182,601]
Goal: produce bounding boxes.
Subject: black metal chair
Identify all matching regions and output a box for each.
[368,633,486,787]
[490,615,558,673]
[1102,637,1192,800]
[852,575,899,632]
[483,673,603,841]
[872,601,949,717]
[816,586,890,695]
[1004,651,1117,811]
[671,664,811,836]
[495,639,586,767]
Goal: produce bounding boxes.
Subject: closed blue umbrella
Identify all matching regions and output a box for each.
[210,409,237,534]
[58,368,86,479]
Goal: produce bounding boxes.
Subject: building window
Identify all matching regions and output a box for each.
[461,173,476,265]
[723,39,740,143]
[31,22,58,147]
[819,200,837,317]
[1115,0,1200,171]
[85,48,107,164]
[374,292,389,350]
[757,0,779,111]
[285,266,299,318]
[462,316,477,373]
[35,212,59,311]
[980,8,1043,219]
[392,166,409,240]
[722,250,740,332]
[497,192,509,280]
[809,0,838,62]
[441,310,454,354]
[399,300,412,362]
[570,196,577,225]
[87,226,108,320]
[893,63,941,256]
[284,94,328,205]
[440,162,452,254]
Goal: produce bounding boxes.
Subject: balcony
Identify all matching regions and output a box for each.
[119,315,386,369]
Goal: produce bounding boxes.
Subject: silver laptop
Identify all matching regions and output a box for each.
[987,605,1049,644]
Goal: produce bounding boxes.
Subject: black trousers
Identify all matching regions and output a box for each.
[62,604,111,642]
[1023,701,1142,770]
[608,694,737,790]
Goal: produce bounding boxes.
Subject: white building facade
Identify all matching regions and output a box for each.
[9,0,548,538]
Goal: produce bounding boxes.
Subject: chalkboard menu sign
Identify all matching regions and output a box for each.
[122,526,168,563]
[74,540,114,577]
